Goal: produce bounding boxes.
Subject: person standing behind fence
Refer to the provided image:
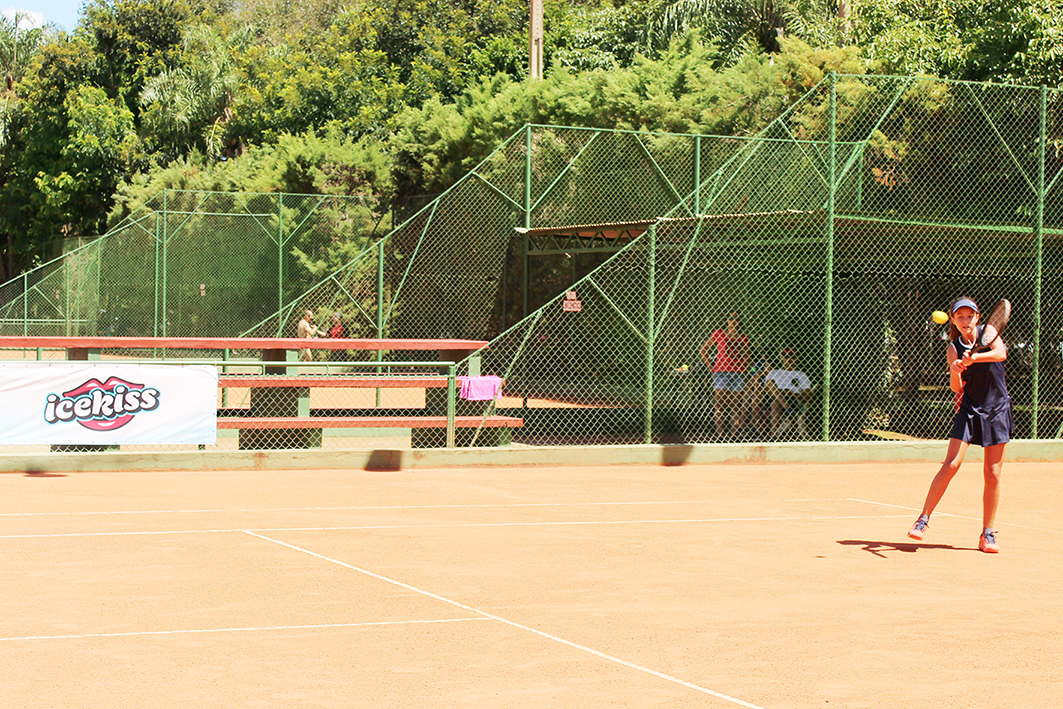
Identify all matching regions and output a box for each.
[328,312,348,361]
[297,309,319,362]
[700,311,749,439]
[740,349,772,437]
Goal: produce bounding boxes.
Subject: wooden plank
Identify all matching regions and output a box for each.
[217,416,523,429]
[0,337,488,351]
[219,376,449,388]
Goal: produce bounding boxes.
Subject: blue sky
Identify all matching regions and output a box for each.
[3,0,84,32]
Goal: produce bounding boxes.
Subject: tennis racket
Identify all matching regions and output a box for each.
[973,299,1010,353]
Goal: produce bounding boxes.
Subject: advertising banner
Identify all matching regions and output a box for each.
[0,363,218,445]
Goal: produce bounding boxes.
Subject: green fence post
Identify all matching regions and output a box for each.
[446,364,457,448]
[822,72,837,441]
[278,193,285,335]
[856,143,864,211]
[376,238,385,407]
[153,209,160,336]
[645,223,656,444]
[64,260,70,336]
[523,125,532,320]
[693,135,701,214]
[22,272,28,336]
[222,348,230,408]
[1032,85,1047,438]
[161,190,168,337]
[522,125,533,409]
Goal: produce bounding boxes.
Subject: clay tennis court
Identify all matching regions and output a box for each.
[2,459,1059,708]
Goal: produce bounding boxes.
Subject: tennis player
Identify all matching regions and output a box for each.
[908,297,1012,553]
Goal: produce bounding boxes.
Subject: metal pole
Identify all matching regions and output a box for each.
[1031,85,1047,437]
[822,73,837,441]
[153,210,160,336]
[446,364,457,448]
[278,194,285,334]
[64,259,70,336]
[693,135,701,214]
[522,125,533,409]
[645,224,656,443]
[22,272,28,336]
[161,190,168,337]
[376,238,385,338]
[222,348,229,408]
[523,125,532,319]
[856,143,864,211]
[376,238,385,407]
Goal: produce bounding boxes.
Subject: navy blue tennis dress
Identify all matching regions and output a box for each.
[948,328,1013,446]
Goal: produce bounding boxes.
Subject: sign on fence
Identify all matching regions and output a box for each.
[563,291,582,312]
[0,363,218,445]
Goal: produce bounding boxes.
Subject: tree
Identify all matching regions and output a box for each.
[855,0,1063,85]
[0,11,57,92]
[647,0,843,64]
[139,23,252,159]
[0,0,188,280]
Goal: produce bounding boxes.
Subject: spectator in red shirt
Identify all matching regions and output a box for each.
[699,311,749,439]
[328,312,348,362]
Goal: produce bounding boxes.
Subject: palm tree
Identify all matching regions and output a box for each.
[0,11,55,91]
[648,0,848,62]
[139,24,254,158]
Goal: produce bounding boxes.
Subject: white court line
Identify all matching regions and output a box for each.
[847,498,1059,533]
[0,501,716,518]
[243,530,767,709]
[0,514,913,539]
[0,617,489,642]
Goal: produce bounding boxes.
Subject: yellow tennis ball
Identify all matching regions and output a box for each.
[931,310,949,325]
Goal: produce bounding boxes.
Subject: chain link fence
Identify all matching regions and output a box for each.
[2,74,1062,453]
[0,190,387,339]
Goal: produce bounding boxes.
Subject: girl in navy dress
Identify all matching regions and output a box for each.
[908,297,1012,553]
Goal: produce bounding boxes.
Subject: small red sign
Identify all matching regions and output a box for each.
[562,300,582,312]
[566,291,577,300]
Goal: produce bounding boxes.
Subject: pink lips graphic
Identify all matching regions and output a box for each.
[62,377,144,431]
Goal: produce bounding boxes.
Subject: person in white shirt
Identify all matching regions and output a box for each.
[764,347,812,436]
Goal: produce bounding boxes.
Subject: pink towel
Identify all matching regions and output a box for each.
[457,375,503,401]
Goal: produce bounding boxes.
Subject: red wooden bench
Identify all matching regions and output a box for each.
[0,336,489,362]
[217,375,450,388]
[217,416,523,430]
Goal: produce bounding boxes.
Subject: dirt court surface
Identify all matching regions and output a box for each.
[2,460,1060,708]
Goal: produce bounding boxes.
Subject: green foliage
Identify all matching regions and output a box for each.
[856,0,1063,85]
[0,12,57,90]
[392,36,862,197]
[80,0,191,103]
[3,0,1063,288]
[34,86,137,233]
[110,130,393,221]
[647,0,842,64]
[546,2,649,71]
[229,16,406,145]
[139,23,253,159]
[0,36,115,277]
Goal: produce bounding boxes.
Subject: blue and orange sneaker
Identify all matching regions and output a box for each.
[979,529,1000,553]
[908,516,929,541]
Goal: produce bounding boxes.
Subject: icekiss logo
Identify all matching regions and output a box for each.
[43,377,161,431]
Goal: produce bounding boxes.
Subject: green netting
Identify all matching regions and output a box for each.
[3,74,1063,452]
[0,191,386,338]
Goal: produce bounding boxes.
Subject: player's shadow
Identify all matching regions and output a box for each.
[837,539,975,558]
